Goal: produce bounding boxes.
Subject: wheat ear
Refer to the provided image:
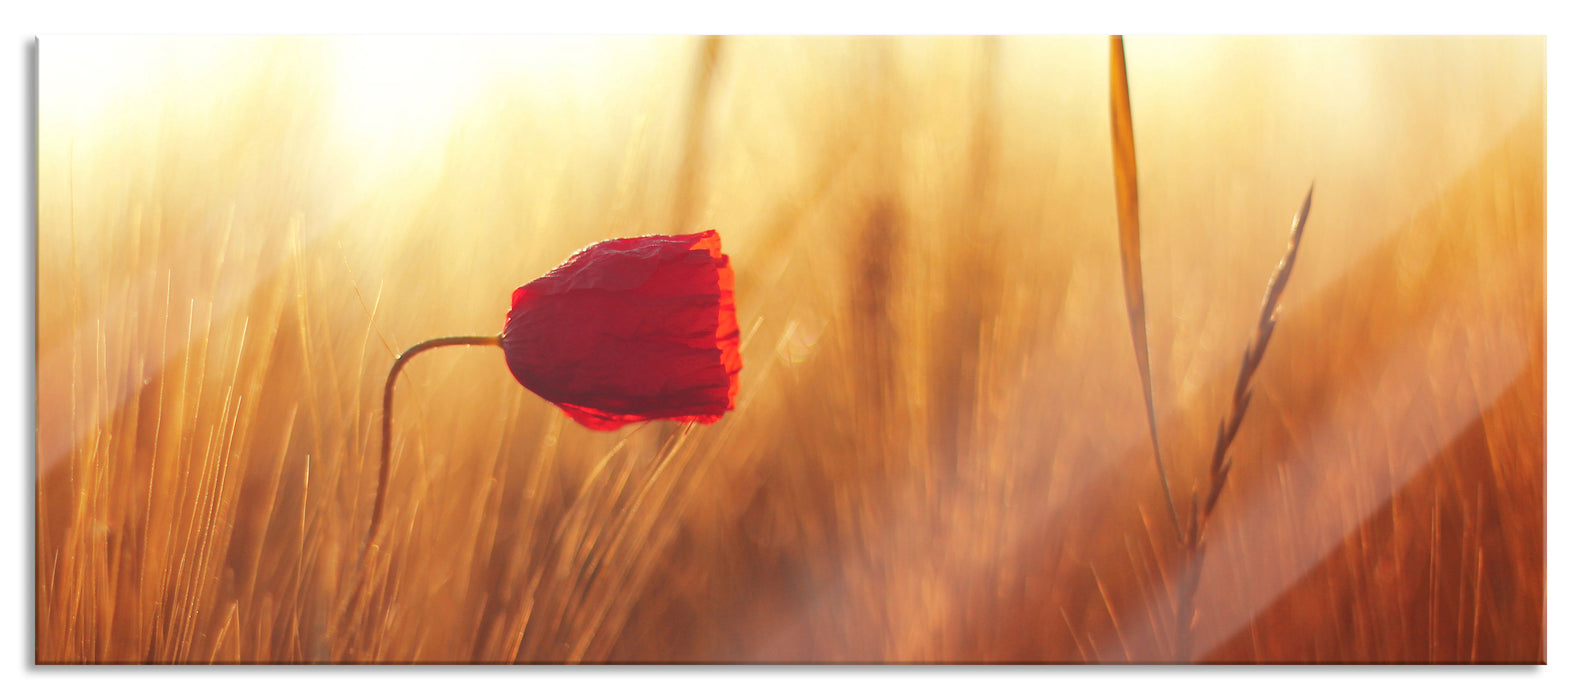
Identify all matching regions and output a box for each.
[1175,185,1314,660]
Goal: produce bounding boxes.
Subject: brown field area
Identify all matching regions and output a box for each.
[35,36,1544,663]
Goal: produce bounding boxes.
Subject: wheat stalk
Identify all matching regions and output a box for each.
[1175,185,1314,661]
[1106,34,1316,661]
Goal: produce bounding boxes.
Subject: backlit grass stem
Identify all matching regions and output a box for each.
[1175,185,1313,661]
[369,334,503,551]
[1109,35,1185,543]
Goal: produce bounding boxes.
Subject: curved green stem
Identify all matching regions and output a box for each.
[369,334,503,550]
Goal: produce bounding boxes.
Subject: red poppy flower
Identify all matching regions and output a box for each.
[501,230,741,430]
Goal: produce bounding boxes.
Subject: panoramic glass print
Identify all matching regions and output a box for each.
[36,36,1544,663]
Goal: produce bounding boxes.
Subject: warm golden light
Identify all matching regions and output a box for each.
[36,36,1544,664]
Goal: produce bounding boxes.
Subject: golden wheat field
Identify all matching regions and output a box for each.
[34,35,1544,664]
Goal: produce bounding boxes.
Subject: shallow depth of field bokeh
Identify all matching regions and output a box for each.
[36,36,1544,663]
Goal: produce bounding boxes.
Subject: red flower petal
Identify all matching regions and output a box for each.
[501,230,741,430]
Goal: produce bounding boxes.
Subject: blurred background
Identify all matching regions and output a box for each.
[36,36,1543,663]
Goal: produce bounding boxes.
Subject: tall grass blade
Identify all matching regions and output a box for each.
[1109,35,1183,542]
